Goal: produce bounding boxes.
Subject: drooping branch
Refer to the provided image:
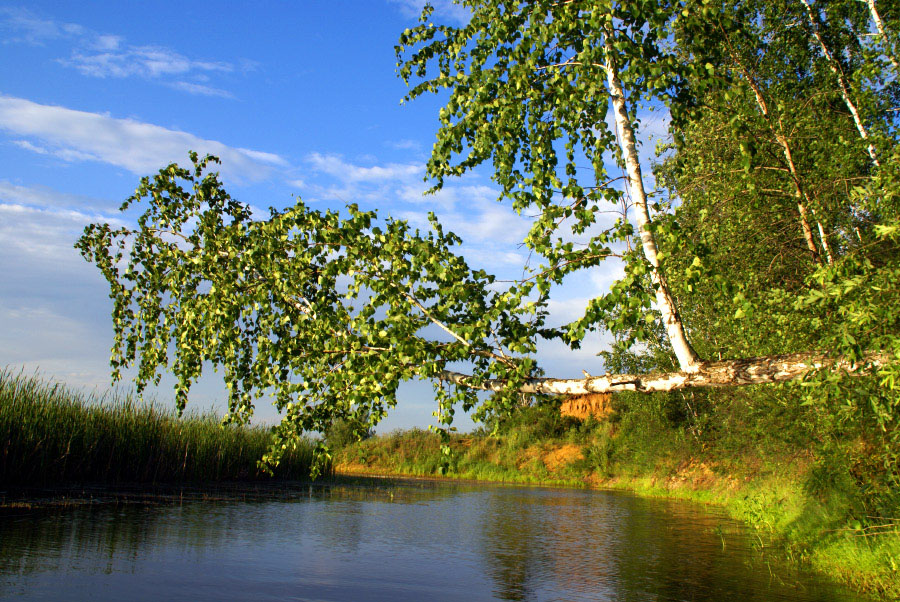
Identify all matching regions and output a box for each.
[441,352,891,395]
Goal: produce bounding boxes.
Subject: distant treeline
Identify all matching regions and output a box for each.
[0,370,319,486]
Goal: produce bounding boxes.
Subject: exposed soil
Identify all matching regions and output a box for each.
[560,393,613,420]
[542,444,584,472]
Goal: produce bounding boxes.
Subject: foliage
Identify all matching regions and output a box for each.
[648,0,900,521]
[325,413,375,449]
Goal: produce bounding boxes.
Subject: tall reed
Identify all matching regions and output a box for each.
[0,369,316,485]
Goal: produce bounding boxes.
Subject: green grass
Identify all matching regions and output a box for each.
[0,369,318,485]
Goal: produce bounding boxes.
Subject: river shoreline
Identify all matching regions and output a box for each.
[4,370,897,598]
[2,461,893,599]
[331,432,900,601]
[4,474,869,602]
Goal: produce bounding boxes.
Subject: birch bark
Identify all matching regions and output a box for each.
[441,352,889,394]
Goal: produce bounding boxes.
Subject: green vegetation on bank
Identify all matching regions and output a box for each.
[0,370,318,486]
[333,396,900,600]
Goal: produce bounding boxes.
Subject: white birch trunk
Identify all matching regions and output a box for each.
[441,352,889,395]
[866,0,899,71]
[815,214,834,264]
[603,40,702,373]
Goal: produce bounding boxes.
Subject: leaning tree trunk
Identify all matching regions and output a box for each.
[865,0,899,71]
[442,352,889,395]
[800,0,881,168]
[604,39,702,373]
[720,35,825,263]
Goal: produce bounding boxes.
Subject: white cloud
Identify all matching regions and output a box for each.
[92,34,122,51]
[398,184,531,245]
[589,260,626,293]
[0,6,83,44]
[12,139,48,154]
[0,178,120,218]
[546,297,593,326]
[0,179,94,207]
[387,138,423,152]
[302,152,428,205]
[0,95,287,181]
[302,152,532,274]
[534,332,612,378]
[461,247,527,268]
[0,201,124,262]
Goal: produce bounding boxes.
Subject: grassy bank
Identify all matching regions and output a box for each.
[0,370,318,486]
[333,403,900,600]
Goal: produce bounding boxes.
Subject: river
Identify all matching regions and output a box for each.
[0,478,872,601]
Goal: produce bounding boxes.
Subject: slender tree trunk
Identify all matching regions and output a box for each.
[720,34,823,263]
[800,0,881,168]
[778,130,825,263]
[814,211,835,264]
[866,0,899,71]
[603,40,702,373]
[442,352,889,395]
[777,124,832,263]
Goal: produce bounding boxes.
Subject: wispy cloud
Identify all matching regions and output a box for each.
[0,202,121,262]
[307,152,421,183]
[65,45,232,79]
[301,152,532,274]
[389,0,471,25]
[168,81,234,99]
[0,95,287,181]
[0,6,241,97]
[397,184,531,245]
[386,138,423,153]
[0,6,84,45]
[0,178,113,211]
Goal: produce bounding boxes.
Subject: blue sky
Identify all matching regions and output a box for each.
[0,1,670,431]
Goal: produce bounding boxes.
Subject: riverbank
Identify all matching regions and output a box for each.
[332,417,900,600]
[0,370,318,486]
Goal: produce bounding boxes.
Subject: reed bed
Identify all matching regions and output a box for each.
[0,369,316,486]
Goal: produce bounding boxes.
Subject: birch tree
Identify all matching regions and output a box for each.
[78,0,899,470]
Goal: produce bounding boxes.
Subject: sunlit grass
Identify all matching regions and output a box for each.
[0,369,316,485]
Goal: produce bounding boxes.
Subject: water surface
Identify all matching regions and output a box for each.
[0,479,871,601]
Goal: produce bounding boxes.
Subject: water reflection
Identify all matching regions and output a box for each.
[0,479,872,601]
